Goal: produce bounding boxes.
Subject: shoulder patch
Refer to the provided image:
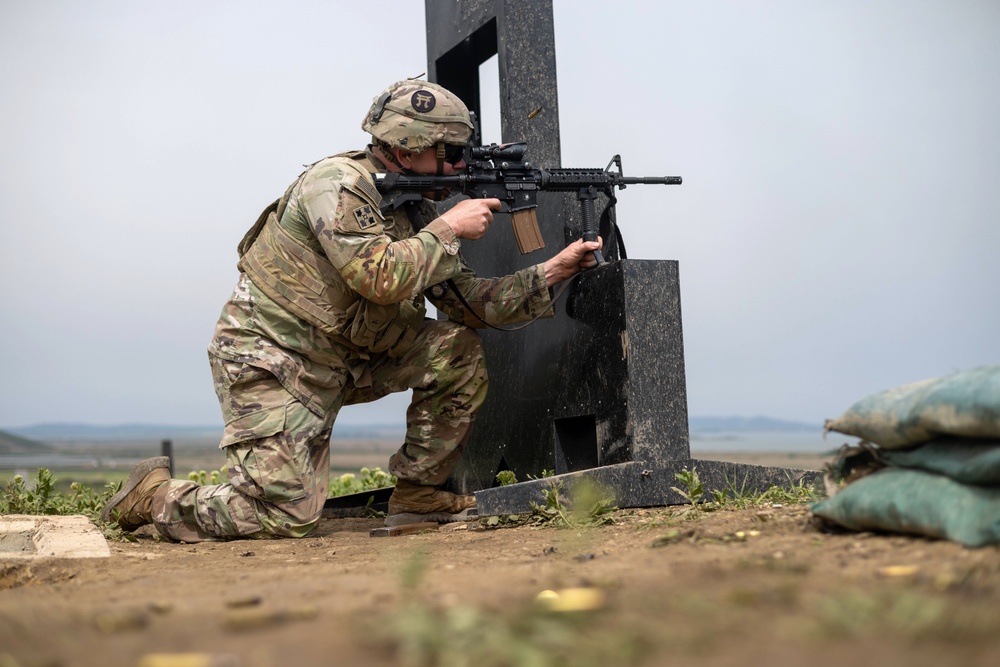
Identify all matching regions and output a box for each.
[346,173,381,207]
[353,204,378,230]
[340,165,382,210]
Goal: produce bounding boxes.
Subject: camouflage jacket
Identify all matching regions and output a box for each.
[208,148,553,417]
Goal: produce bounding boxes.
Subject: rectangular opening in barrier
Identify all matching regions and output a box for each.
[553,415,599,474]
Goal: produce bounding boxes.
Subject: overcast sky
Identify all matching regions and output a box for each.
[1,0,997,435]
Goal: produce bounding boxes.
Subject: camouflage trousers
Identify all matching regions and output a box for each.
[151,320,487,542]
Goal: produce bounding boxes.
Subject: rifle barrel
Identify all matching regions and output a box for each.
[620,176,682,185]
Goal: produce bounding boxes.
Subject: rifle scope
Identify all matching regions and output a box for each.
[469,143,529,163]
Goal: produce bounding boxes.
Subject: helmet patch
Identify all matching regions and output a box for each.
[411,91,437,113]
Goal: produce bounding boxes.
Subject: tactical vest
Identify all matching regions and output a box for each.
[236,152,425,358]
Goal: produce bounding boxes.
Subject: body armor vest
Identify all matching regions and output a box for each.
[236,152,425,358]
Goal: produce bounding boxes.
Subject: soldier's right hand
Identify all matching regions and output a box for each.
[439,198,501,240]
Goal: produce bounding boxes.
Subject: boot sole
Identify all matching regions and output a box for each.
[99,456,171,524]
[384,507,477,527]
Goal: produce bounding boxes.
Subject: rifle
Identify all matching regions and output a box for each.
[373,142,681,263]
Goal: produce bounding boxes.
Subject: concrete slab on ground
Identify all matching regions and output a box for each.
[0,515,110,559]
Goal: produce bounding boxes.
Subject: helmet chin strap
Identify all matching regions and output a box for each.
[435,142,446,176]
[374,140,406,170]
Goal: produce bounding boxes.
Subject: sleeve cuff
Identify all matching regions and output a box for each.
[423,218,462,256]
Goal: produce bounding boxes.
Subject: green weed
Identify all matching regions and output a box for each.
[187,468,224,485]
[718,471,819,510]
[754,475,819,505]
[671,467,704,505]
[328,466,396,497]
[0,468,131,541]
[380,551,645,667]
[496,470,518,486]
[383,601,644,667]
[670,466,819,514]
[527,480,617,529]
[181,465,397,499]
[482,472,616,529]
[813,589,953,640]
[670,466,711,518]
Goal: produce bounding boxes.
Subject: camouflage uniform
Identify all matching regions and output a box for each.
[151,148,553,542]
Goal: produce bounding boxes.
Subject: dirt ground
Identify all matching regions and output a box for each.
[2,495,999,667]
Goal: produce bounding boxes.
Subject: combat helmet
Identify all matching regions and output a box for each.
[362,79,475,152]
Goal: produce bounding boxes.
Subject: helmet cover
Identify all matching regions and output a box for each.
[362,79,474,151]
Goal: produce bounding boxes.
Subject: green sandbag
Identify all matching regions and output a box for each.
[811,468,1000,548]
[883,439,1000,485]
[824,365,1000,449]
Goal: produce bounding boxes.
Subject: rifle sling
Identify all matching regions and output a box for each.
[445,277,571,333]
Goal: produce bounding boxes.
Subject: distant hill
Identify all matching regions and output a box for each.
[4,422,403,442]
[6,423,222,442]
[0,429,54,455]
[688,416,817,433]
[6,417,814,442]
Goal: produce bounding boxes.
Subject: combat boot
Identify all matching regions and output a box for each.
[100,457,171,532]
[385,479,477,527]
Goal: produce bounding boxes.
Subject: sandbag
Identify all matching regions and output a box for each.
[824,365,1000,449]
[811,468,1000,548]
[882,439,1000,485]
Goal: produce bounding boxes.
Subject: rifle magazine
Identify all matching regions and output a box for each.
[511,208,545,254]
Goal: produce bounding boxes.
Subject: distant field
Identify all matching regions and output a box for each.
[0,437,400,492]
[0,432,830,495]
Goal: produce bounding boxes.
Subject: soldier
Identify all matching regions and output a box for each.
[101,79,601,541]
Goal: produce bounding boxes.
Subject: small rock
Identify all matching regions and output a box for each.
[95,608,149,634]
[651,528,695,548]
[878,564,920,578]
[148,601,174,614]
[222,608,282,632]
[535,587,605,612]
[222,605,318,632]
[137,654,241,667]
[225,595,262,608]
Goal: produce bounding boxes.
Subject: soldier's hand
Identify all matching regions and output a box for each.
[439,198,502,240]
[544,237,603,287]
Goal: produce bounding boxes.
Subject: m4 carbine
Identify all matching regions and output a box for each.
[373,142,681,263]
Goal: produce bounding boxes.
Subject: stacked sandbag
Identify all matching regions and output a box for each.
[811,365,1000,548]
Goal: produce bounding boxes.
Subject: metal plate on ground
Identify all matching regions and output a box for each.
[369,522,440,538]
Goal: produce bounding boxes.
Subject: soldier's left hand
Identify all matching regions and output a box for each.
[543,237,603,287]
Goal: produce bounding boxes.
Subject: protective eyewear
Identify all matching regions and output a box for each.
[443,144,466,166]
